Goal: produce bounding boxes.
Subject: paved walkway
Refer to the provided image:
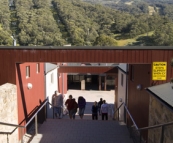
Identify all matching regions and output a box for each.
[30,119,133,143]
[29,90,133,143]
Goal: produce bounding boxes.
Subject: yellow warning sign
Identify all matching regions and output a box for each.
[152,62,167,80]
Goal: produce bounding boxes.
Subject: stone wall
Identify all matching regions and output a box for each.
[148,96,173,143]
[0,83,18,143]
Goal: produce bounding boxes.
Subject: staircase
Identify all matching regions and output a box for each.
[29,118,133,143]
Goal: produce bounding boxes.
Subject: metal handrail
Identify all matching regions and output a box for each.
[115,102,173,143]
[123,103,139,130]
[139,121,173,131]
[25,99,48,127]
[115,102,139,130]
[0,98,48,142]
[114,102,124,113]
[0,122,24,129]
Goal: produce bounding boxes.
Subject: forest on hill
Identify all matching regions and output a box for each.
[0,0,173,46]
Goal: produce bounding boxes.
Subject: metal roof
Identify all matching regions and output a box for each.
[0,46,173,50]
[146,82,173,107]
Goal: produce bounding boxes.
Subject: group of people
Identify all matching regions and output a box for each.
[52,91,86,120]
[92,98,109,120]
[52,91,109,120]
[65,95,86,119]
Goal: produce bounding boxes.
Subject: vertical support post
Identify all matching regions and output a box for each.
[139,130,142,143]
[20,128,24,143]
[14,39,16,46]
[118,108,119,121]
[62,73,64,95]
[160,126,164,143]
[99,75,101,91]
[35,115,38,135]
[45,104,47,121]
[7,134,9,143]
[115,75,118,108]
[104,75,107,91]
[53,107,54,119]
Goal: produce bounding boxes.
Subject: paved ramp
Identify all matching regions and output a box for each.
[30,119,133,143]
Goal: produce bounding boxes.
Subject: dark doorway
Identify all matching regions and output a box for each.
[68,75,99,90]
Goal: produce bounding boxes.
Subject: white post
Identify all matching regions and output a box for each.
[13,39,16,46]
[11,36,16,46]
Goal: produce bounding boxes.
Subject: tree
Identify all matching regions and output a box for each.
[152,23,173,46]
[94,34,117,46]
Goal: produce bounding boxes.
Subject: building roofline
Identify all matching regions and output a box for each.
[0,46,173,50]
[146,87,173,112]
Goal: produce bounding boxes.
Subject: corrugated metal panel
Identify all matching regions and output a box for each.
[5,49,170,63]
[0,48,173,85]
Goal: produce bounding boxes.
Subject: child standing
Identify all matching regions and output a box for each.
[92,101,98,120]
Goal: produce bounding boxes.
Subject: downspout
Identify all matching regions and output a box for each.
[62,73,64,95]
[44,63,47,119]
[125,64,129,123]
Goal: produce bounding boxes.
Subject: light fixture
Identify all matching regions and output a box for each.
[119,98,122,102]
[136,84,142,90]
[27,83,33,89]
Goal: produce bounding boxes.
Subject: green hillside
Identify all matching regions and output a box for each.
[0,0,173,46]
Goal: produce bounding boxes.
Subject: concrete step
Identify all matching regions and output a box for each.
[30,118,133,143]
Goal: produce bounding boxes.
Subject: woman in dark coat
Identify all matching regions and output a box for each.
[78,96,86,119]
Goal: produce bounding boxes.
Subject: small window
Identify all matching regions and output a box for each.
[51,73,54,83]
[121,73,123,86]
[26,66,30,78]
[36,63,40,73]
[130,65,134,81]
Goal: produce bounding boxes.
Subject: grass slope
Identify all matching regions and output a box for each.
[117,31,154,46]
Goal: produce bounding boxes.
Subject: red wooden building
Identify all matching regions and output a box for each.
[0,46,173,142]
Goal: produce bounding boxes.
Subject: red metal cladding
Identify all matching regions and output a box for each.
[0,47,173,85]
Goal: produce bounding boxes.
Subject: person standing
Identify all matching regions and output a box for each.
[101,100,109,120]
[78,96,86,119]
[98,98,103,115]
[72,98,78,119]
[102,82,104,90]
[92,101,98,120]
[65,95,75,119]
[52,91,63,119]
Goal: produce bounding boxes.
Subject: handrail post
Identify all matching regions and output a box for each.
[53,106,54,119]
[139,130,142,143]
[20,128,24,143]
[160,126,164,143]
[35,115,38,135]
[7,134,9,143]
[45,104,47,121]
[118,108,119,121]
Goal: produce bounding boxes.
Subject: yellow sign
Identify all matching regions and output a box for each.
[152,62,167,80]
